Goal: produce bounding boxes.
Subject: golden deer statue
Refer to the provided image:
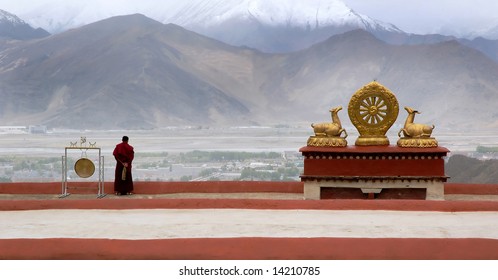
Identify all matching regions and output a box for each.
[398,107,434,138]
[311,106,348,138]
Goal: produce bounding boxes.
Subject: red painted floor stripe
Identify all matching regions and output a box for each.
[1,238,497,260]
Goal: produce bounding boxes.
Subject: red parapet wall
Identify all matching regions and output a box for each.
[135,181,303,194]
[2,182,498,197]
[0,181,304,195]
[445,183,498,195]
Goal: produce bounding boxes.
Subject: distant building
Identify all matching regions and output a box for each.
[28,125,47,134]
[0,126,28,134]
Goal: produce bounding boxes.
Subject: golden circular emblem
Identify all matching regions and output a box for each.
[348,81,399,145]
[74,158,95,178]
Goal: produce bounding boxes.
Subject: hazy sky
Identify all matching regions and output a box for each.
[1,0,497,37]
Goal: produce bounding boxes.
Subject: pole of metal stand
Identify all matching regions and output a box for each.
[102,155,105,197]
[59,150,70,198]
[61,155,64,195]
[97,151,106,198]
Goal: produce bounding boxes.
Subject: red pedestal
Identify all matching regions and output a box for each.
[299,145,449,200]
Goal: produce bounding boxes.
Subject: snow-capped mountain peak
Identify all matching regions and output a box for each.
[0,9,50,40]
[162,0,402,52]
[7,0,401,34]
[0,9,27,26]
[167,0,401,33]
[207,0,355,28]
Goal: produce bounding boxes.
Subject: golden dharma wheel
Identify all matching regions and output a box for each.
[348,81,399,145]
[74,158,95,178]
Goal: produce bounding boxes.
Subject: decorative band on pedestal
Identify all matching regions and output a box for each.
[397,137,438,148]
[307,136,347,147]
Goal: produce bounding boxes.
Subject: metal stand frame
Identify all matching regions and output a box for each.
[60,147,105,198]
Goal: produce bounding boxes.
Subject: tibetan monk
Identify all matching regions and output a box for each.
[113,136,134,195]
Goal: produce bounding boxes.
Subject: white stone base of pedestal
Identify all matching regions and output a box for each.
[303,179,444,200]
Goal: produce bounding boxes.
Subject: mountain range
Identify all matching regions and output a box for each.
[0,14,498,131]
[11,0,401,35]
[4,0,498,64]
[0,10,49,40]
[446,154,498,184]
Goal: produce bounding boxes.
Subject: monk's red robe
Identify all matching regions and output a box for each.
[113,141,134,195]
